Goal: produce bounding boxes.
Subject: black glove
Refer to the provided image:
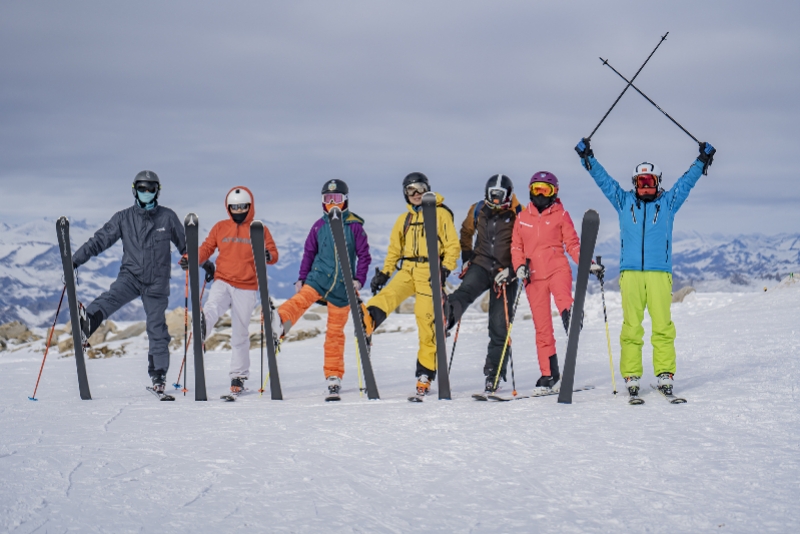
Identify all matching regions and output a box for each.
[370,268,390,294]
[461,250,475,264]
[201,261,215,283]
[697,142,715,175]
[441,266,451,284]
[575,137,594,169]
[265,250,272,262]
[179,255,189,271]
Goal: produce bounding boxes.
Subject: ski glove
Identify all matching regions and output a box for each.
[494,267,511,285]
[697,142,715,175]
[201,261,215,283]
[515,265,530,281]
[179,255,189,271]
[461,250,475,264]
[575,138,594,169]
[441,267,451,286]
[294,280,304,294]
[354,280,362,292]
[370,268,390,294]
[589,262,605,280]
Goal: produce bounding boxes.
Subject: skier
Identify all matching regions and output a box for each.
[185,186,278,397]
[575,137,716,399]
[511,171,585,393]
[71,171,187,394]
[363,172,460,399]
[446,174,522,393]
[272,179,371,400]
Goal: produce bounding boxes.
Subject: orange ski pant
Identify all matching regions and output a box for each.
[524,269,574,375]
[277,284,350,379]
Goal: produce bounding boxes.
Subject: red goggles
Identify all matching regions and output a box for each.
[635,174,658,188]
[530,182,556,197]
[322,193,346,204]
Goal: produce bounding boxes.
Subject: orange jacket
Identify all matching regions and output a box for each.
[511,199,580,280]
[198,186,278,291]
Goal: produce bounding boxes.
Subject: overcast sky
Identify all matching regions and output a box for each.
[1,1,798,239]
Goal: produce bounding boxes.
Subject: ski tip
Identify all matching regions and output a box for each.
[249,219,263,228]
[183,213,198,226]
[28,396,38,401]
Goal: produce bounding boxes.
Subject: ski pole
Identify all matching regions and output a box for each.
[493,280,523,391]
[29,285,66,401]
[174,278,207,391]
[596,256,618,395]
[355,337,365,397]
[258,311,265,394]
[599,57,700,145]
[501,283,518,396]
[587,32,668,142]
[447,319,461,374]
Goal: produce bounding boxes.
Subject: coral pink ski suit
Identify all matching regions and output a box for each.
[511,199,580,375]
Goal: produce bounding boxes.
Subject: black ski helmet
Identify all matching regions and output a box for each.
[402,172,430,203]
[484,174,514,209]
[321,179,349,211]
[131,170,161,202]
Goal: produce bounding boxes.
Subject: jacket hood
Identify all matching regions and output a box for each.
[406,192,445,213]
[225,185,256,225]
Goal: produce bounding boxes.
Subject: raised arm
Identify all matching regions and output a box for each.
[72,212,123,266]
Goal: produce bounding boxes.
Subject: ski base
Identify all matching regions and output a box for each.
[146,387,175,401]
[650,384,687,404]
[489,385,595,402]
[325,394,341,402]
[628,394,645,405]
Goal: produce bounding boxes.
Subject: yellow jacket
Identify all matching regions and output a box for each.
[381,193,460,275]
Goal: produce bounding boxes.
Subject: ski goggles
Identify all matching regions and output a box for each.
[487,187,509,207]
[405,183,429,196]
[228,203,251,211]
[635,174,658,188]
[529,181,556,197]
[135,182,158,193]
[322,193,347,204]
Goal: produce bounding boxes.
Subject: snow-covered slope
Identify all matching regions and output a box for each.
[1,279,798,532]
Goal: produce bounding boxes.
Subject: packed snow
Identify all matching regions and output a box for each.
[1,281,799,533]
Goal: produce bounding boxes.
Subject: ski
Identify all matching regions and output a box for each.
[146,386,175,401]
[325,393,341,402]
[249,220,283,400]
[489,385,595,402]
[408,394,425,403]
[628,394,645,405]
[650,384,687,404]
[56,217,92,400]
[472,392,490,401]
[185,213,207,401]
[558,210,600,404]
[420,191,452,400]
[326,207,380,400]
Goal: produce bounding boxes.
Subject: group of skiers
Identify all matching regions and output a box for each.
[70,139,715,402]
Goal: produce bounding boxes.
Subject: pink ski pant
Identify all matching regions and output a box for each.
[524,269,573,375]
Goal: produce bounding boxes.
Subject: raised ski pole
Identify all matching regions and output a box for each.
[493,279,523,391]
[174,278,206,391]
[599,57,700,145]
[585,32,668,165]
[28,285,66,401]
[596,256,618,395]
[447,319,461,374]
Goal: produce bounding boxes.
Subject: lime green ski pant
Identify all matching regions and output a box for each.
[619,270,676,378]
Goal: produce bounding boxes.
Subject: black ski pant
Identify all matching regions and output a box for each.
[447,263,517,380]
[86,273,171,378]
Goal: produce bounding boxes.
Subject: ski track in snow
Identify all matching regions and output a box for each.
[1,286,799,532]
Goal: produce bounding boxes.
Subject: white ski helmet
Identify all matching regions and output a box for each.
[226,188,252,206]
[631,162,662,187]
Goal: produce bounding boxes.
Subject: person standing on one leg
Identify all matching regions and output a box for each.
[511,172,581,393]
[273,179,371,400]
[446,174,521,394]
[71,171,186,394]
[363,172,460,399]
[186,186,278,397]
[575,138,716,398]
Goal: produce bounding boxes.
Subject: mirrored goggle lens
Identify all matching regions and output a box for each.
[487,187,508,206]
[229,203,250,211]
[322,193,346,204]
[635,174,658,188]
[135,183,158,193]
[529,182,556,197]
[405,183,428,196]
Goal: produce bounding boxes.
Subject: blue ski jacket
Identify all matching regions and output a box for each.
[582,156,705,273]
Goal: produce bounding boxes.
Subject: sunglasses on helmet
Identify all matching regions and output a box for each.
[322,193,347,204]
[135,183,158,193]
[635,174,658,188]
[228,203,250,211]
[529,181,556,197]
[405,183,429,196]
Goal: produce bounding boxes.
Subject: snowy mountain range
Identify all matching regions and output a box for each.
[1,218,798,326]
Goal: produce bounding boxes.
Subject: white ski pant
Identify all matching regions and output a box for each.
[202,280,257,380]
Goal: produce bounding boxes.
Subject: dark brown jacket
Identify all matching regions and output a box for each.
[459,194,521,275]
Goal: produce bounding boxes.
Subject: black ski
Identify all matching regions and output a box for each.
[650,384,687,404]
[327,207,380,400]
[185,213,207,401]
[490,386,595,402]
[420,192,452,400]
[558,210,600,404]
[146,386,175,401]
[628,393,645,405]
[249,220,282,400]
[472,393,490,401]
[56,217,92,400]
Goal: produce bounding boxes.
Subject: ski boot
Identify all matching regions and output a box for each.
[325,376,341,402]
[625,375,644,405]
[270,306,285,340]
[148,374,174,400]
[656,373,674,396]
[532,375,560,396]
[230,377,245,395]
[409,375,431,402]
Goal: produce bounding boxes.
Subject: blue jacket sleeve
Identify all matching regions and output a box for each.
[665,159,705,214]
[170,210,187,255]
[582,156,627,212]
[72,212,123,266]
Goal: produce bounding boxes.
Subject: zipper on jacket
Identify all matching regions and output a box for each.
[322,226,339,301]
[666,240,669,263]
[630,204,636,224]
[653,204,660,224]
[641,203,646,271]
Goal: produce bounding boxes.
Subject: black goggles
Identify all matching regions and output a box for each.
[229,203,251,211]
[135,183,158,193]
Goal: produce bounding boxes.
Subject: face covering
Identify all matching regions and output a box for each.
[531,194,555,212]
[636,188,658,202]
[230,210,248,224]
[136,191,156,210]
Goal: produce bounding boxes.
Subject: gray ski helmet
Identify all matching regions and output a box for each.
[402,172,430,202]
[132,170,161,201]
[485,174,514,209]
[321,179,349,211]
